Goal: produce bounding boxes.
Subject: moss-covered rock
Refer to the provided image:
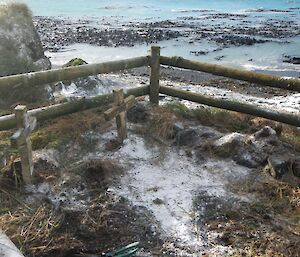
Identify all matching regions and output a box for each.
[56,58,110,95]
[62,58,88,68]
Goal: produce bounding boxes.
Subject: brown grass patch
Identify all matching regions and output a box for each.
[0,203,65,255]
[150,106,178,139]
[31,107,111,150]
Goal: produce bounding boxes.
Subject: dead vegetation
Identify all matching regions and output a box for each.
[219,175,300,256]
[190,175,300,257]
[0,157,161,257]
[161,101,300,150]
[0,99,299,256]
[30,107,110,150]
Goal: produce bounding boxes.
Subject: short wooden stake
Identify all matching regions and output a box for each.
[11,105,36,184]
[104,89,135,143]
[150,46,160,105]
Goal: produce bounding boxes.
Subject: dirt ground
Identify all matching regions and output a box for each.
[0,102,299,257]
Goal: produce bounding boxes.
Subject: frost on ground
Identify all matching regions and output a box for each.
[88,130,252,256]
[55,72,300,115]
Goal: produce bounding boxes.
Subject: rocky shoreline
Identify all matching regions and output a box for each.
[34,10,299,54]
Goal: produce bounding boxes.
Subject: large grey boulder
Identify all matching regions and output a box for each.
[0,3,50,76]
[0,3,51,107]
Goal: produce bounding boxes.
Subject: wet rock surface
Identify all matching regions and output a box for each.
[283,55,300,65]
[35,17,182,52]
[0,4,51,77]
[53,58,111,98]
[33,10,300,53]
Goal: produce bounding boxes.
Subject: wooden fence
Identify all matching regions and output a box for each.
[0,46,299,184]
[0,46,299,131]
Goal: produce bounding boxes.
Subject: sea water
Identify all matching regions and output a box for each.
[12,0,300,76]
[21,0,300,20]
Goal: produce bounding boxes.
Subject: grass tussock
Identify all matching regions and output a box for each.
[164,101,252,132]
[163,101,300,150]
[224,176,300,256]
[0,204,63,253]
[31,108,110,150]
[150,107,177,139]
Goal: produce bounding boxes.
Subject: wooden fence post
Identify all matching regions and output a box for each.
[11,105,36,184]
[150,46,160,105]
[113,89,127,142]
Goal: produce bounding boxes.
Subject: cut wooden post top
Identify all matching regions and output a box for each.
[14,105,27,111]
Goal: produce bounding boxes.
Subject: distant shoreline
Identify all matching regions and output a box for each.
[33,6,300,78]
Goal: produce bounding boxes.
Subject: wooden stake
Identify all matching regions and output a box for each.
[150,46,160,105]
[104,89,136,143]
[114,89,127,142]
[11,105,36,184]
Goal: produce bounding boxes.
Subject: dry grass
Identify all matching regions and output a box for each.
[163,101,300,150]
[164,101,253,132]
[150,107,178,139]
[218,175,300,256]
[0,202,64,255]
[31,108,111,150]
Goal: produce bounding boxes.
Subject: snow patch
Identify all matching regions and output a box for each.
[100,134,251,255]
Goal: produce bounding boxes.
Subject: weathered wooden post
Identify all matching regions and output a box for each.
[11,105,36,184]
[150,46,160,105]
[104,89,135,143]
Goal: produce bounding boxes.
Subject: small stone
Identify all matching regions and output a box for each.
[175,128,199,146]
[127,102,149,123]
[233,152,259,168]
[254,126,277,139]
[153,198,164,205]
[292,157,300,177]
[265,157,289,179]
[213,133,245,157]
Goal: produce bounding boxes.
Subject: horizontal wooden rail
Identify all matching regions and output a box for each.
[0,56,149,89]
[160,85,300,127]
[160,56,300,92]
[0,86,149,131]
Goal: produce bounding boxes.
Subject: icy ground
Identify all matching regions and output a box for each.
[49,71,300,255]
[56,72,300,115]
[79,130,253,256]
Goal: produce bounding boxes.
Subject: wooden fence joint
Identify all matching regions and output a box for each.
[104,89,135,143]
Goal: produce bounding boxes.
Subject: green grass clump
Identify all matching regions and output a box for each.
[62,58,88,68]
